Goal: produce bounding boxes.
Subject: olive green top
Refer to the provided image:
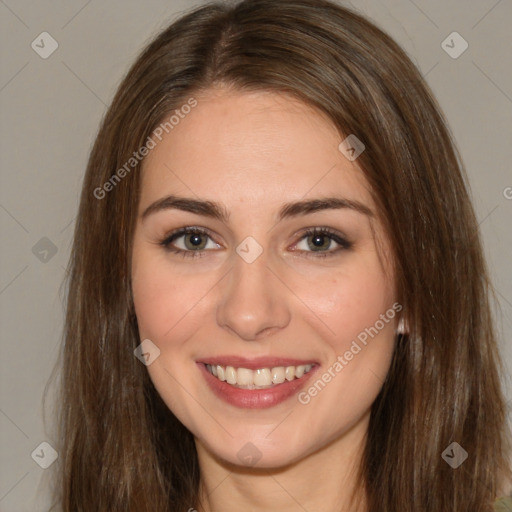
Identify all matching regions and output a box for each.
[494,496,512,511]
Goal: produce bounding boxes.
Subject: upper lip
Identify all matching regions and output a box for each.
[196,356,317,370]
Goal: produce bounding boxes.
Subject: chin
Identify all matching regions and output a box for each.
[195,421,332,471]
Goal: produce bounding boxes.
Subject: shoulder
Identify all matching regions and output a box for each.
[494,496,512,511]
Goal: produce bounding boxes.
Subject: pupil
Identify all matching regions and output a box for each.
[310,234,328,249]
[186,233,205,249]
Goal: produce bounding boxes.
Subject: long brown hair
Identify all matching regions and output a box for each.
[53,0,511,509]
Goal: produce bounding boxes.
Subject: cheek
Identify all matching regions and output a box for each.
[293,267,396,447]
[131,254,223,436]
[131,249,195,343]
[131,252,219,359]
[131,260,203,413]
[132,268,175,340]
[294,259,395,350]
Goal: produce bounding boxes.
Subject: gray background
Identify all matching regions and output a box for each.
[0,0,511,510]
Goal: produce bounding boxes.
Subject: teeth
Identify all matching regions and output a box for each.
[285,366,295,381]
[295,365,305,378]
[225,366,237,385]
[237,367,253,386]
[254,368,272,386]
[205,363,314,388]
[271,366,285,384]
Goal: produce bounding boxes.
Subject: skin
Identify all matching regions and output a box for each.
[131,87,399,512]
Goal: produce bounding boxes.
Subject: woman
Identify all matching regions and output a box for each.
[54,0,511,510]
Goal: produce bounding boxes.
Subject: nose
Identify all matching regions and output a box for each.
[216,249,291,341]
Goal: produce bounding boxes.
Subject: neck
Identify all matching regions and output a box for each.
[194,412,369,512]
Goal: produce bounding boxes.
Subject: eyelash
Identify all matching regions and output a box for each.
[159,226,352,260]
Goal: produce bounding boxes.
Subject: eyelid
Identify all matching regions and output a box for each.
[289,226,352,258]
[159,226,221,258]
[159,225,352,258]
[161,225,218,246]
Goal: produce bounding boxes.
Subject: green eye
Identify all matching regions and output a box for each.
[161,227,219,258]
[160,226,352,259]
[292,227,352,259]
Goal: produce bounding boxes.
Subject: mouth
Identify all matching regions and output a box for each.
[196,357,318,409]
[205,363,314,389]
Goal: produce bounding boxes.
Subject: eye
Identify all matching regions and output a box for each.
[159,226,352,260]
[292,227,352,259]
[160,227,221,258]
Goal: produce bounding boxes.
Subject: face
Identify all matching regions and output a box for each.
[131,88,399,469]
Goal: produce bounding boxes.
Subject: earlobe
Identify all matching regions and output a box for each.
[397,316,409,335]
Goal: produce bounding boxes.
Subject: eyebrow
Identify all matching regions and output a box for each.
[140,194,374,223]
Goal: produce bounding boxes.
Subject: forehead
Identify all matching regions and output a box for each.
[139,88,374,213]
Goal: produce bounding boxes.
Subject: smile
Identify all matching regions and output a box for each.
[205,363,314,389]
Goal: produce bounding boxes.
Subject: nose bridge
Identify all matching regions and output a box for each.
[216,247,290,341]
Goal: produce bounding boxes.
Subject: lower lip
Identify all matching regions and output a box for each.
[197,363,317,409]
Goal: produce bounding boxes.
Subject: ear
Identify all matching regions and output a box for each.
[397,316,409,335]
